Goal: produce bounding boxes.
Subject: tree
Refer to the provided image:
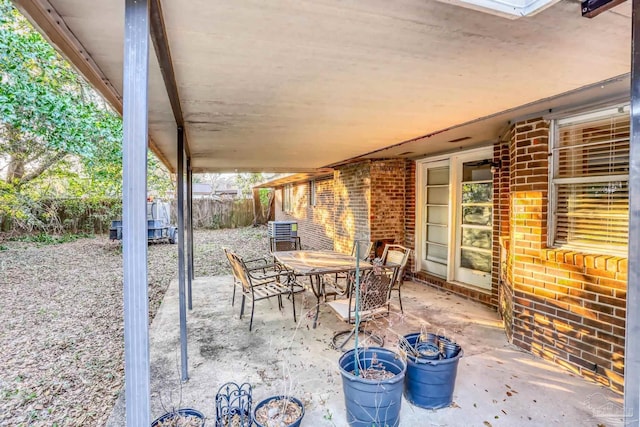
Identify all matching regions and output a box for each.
[235,173,276,199]
[0,0,122,189]
[0,0,171,232]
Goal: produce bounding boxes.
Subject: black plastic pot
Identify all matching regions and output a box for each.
[252,395,304,427]
[401,333,463,410]
[151,408,205,426]
[339,347,406,427]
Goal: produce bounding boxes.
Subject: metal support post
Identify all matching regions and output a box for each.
[187,158,193,309]
[122,0,150,424]
[625,0,640,424]
[188,161,194,281]
[177,126,189,381]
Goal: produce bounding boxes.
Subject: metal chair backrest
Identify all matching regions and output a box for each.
[224,248,252,293]
[381,244,411,285]
[351,240,373,261]
[357,267,396,314]
[270,236,301,252]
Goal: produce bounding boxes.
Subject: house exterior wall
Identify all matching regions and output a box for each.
[333,163,372,254]
[506,117,626,393]
[269,118,627,392]
[403,115,627,393]
[370,159,407,256]
[272,159,409,256]
[496,137,512,340]
[273,177,334,250]
[404,161,416,273]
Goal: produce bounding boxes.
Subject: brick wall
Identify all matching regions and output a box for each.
[508,118,626,393]
[273,159,409,256]
[495,137,512,339]
[274,177,335,250]
[404,161,416,273]
[370,159,407,248]
[333,163,372,254]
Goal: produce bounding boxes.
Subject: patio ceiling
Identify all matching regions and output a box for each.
[14,0,631,173]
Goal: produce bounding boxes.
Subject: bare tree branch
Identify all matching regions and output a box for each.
[16,151,67,187]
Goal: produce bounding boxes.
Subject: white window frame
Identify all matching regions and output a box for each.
[548,104,630,256]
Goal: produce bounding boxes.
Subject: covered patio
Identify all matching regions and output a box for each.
[107,274,623,425]
[11,0,639,425]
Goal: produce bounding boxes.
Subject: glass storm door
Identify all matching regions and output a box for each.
[454,160,493,289]
[421,160,449,278]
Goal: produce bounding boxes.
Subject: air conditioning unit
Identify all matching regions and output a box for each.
[268,221,298,241]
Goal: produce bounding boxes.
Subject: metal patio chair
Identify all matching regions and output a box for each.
[327,240,374,300]
[327,264,398,350]
[224,249,300,331]
[381,244,412,313]
[224,247,281,307]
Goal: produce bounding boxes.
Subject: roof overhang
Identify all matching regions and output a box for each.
[12,0,632,173]
[255,169,334,188]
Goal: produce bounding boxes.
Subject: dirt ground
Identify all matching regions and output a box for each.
[0,226,270,427]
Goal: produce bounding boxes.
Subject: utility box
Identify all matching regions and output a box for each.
[110,200,177,244]
[268,221,298,241]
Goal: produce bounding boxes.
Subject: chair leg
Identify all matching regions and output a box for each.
[232,284,236,307]
[332,329,356,351]
[398,286,404,313]
[249,299,255,331]
[332,325,384,351]
[291,291,297,323]
[240,295,245,319]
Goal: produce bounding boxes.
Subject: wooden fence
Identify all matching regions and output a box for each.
[1,197,266,235]
[172,198,260,229]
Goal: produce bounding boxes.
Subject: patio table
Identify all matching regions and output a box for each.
[272,250,372,328]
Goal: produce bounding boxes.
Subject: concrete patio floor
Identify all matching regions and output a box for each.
[108,275,624,426]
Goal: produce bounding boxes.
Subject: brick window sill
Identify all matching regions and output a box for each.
[541,248,627,274]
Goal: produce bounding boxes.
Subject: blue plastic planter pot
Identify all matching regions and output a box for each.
[252,395,305,427]
[339,347,407,427]
[415,342,440,360]
[401,333,463,410]
[151,408,205,426]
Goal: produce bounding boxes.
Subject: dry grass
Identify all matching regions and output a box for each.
[0,226,269,426]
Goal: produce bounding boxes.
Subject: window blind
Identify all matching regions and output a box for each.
[552,107,630,251]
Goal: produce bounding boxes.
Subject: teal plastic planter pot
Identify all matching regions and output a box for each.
[151,408,205,426]
[252,395,305,427]
[401,333,464,410]
[339,347,407,427]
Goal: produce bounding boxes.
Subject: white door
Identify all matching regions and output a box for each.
[416,147,493,290]
[454,159,493,289]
